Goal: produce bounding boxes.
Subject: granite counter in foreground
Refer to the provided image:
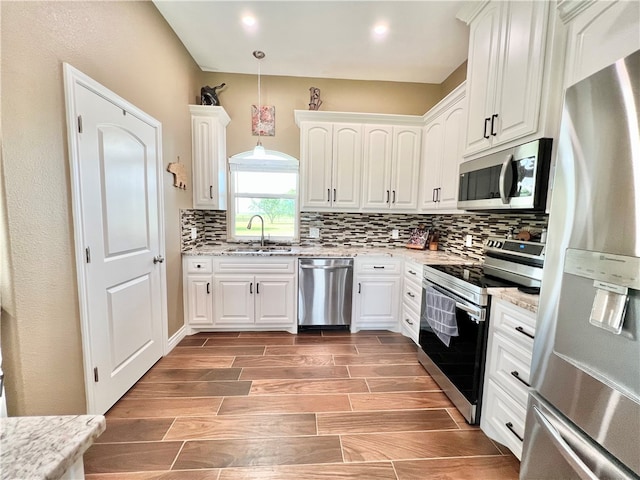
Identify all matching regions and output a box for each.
[488,287,540,313]
[1,415,105,480]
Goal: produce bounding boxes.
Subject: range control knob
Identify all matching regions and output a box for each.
[487,240,494,247]
[495,241,503,248]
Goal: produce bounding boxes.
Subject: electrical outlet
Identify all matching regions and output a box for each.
[465,234,473,247]
[190,227,197,240]
[391,229,399,239]
[309,227,320,238]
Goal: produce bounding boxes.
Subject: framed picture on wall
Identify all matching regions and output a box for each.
[252,105,275,136]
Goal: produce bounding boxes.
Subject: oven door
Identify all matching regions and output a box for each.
[418,280,489,424]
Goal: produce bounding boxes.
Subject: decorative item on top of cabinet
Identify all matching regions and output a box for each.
[201,83,226,106]
[420,82,466,212]
[459,1,557,158]
[481,297,537,460]
[352,256,401,333]
[189,105,230,210]
[309,87,323,110]
[559,0,640,87]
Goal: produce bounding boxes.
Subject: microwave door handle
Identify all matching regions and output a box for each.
[499,153,514,204]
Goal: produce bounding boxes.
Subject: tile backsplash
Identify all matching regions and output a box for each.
[182,209,548,261]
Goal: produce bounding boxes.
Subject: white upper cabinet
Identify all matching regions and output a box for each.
[559,0,640,87]
[421,83,466,212]
[295,111,423,213]
[190,105,230,210]
[362,125,422,211]
[299,121,362,211]
[463,1,551,157]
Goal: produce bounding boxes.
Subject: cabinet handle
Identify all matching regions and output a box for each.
[386,190,390,203]
[407,291,416,298]
[209,185,213,199]
[358,282,361,294]
[511,370,531,388]
[405,318,414,325]
[515,326,535,340]
[483,117,491,139]
[408,270,417,275]
[373,266,385,269]
[250,282,253,294]
[256,282,260,294]
[432,188,437,203]
[392,190,396,203]
[436,188,441,202]
[505,422,524,442]
[327,189,331,202]
[206,282,210,294]
[491,114,499,136]
[333,188,336,202]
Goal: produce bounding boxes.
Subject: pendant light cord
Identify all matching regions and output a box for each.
[257,56,261,146]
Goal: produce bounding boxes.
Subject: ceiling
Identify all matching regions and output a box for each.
[152,1,470,84]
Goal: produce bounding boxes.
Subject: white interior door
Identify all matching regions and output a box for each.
[64,65,166,414]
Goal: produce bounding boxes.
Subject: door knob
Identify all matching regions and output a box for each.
[153,255,165,264]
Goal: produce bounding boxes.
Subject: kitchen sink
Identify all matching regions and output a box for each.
[224,245,294,254]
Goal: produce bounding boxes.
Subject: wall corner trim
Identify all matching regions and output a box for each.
[166,325,187,355]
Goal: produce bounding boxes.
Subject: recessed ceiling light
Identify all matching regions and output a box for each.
[373,24,388,36]
[242,15,256,27]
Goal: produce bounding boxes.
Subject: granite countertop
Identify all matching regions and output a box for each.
[182,244,477,266]
[1,415,105,480]
[488,287,540,313]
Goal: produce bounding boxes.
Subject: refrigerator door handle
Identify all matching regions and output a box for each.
[533,406,600,480]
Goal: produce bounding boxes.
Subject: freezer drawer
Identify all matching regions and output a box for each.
[521,393,637,480]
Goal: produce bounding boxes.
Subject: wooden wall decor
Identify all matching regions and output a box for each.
[167,159,187,189]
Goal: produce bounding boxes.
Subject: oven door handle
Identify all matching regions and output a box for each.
[424,283,486,322]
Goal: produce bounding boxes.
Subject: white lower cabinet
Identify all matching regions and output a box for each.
[183,256,297,334]
[399,259,422,344]
[481,297,537,460]
[352,257,401,332]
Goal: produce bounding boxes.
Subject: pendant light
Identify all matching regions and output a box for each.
[252,50,266,157]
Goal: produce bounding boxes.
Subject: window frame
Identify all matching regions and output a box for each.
[227,150,300,243]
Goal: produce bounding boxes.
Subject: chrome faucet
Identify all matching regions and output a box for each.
[247,214,265,246]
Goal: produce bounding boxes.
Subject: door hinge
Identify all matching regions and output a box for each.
[93,367,99,382]
[77,115,83,133]
[85,246,91,263]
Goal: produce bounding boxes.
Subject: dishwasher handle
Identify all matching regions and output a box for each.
[299,264,352,270]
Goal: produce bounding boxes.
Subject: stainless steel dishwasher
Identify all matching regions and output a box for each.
[298,258,353,327]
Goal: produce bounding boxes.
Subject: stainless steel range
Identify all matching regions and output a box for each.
[418,236,545,424]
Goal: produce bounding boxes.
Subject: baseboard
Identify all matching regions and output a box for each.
[166,325,187,355]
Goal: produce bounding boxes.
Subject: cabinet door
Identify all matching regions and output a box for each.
[354,276,400,330]
[362,125,393,210]
[391,127,421,210]
[438,102,465,210]
[192,115,219,209]
[254,275,296,326]
[464,2,502,156]
[186,274,213,326]
[300,123,333,209]
[214,275,254,325]
[493,1,549,147]
[332,124,363,209]
[420,119,444,210]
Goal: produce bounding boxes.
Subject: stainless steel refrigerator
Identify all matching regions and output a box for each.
[520,50,640,479]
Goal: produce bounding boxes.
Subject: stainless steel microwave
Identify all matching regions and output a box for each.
[457,138,552,211]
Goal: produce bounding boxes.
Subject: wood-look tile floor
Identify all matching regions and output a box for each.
[84,330,519,479]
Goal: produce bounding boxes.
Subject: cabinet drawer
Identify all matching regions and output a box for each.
[185,257,213,274]
[402,278,422,312]
[400,303,420,344]
[215,257,295,274]
[491,299,537,348]
[482,379,526,460]
[487,332,532,406]
[403,261,423,282]
[356,257,401,274]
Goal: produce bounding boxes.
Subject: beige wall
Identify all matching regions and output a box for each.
[441,60,468,97]
[1,1,200,415]
[202,73,443,159]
